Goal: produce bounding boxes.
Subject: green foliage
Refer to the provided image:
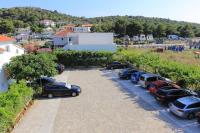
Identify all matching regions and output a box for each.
[54,50,114,67]
[6,53,57,82]
[89,16,200,38]
[117,49,200,90]
[0,19,14,34]
[0,81,33,133]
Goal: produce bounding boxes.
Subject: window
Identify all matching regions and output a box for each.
[187,103,200,109]
[140,76,145,81]
[147,77,157,82]
[173,101,186,109]
[5,45,10,52]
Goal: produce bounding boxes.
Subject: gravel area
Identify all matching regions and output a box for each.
[12,69,175,133]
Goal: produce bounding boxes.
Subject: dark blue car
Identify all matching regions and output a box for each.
[131,71,146,83]
[118,68,138,79]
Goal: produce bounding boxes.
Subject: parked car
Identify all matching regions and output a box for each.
[147,80,180,94]
[131,71,146,83]
[106,61,129,70]
[155,88,196,104]
[118,68,138,79]
[138,74,166,88]
[36,76,56,87]
[43,82,81,98]
[197,112,200,123]
[56,63,65,74]
[169,96,200,119]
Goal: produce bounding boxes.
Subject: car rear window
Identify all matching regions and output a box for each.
[147,77,157,82]
[173,100,186,109]
[140,76,145,81]
[157,90,167,96]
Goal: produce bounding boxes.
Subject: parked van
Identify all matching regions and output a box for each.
[138,74,163,88]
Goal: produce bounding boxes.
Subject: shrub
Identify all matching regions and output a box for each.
[0,81,33,133]
[53,50,114,67]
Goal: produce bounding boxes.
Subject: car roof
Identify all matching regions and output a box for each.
[177,96,200,105]
[141,73,159,78]
[160,88,182,92]
[51,82,66,86]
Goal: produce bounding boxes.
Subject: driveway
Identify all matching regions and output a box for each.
[12,69,198,133]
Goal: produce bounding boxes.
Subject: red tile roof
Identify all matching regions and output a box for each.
[65,24,75,27]
[55,29,73,37]
[0,35,15,42]
[82,24,93,27]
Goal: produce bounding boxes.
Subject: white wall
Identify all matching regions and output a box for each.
[53,37,69,46]
[73,27,91,33]
[64,44,116,52]
[69,33,114,45]
[0,42,24,92]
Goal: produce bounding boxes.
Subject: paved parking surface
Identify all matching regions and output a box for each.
[12,69,199,133]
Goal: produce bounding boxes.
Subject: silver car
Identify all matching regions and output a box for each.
[169,96,200,119]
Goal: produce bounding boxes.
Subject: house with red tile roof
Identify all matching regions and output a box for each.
[0,35,24,92]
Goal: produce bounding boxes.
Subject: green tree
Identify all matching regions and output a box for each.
[0,20,14,33]
[126,21,143,36]
[143,23,153,35]
[165,25,177,35]
[114,18,128,37]
[180,25,194,38]
[155,24,166,38]
[6,53,57,82]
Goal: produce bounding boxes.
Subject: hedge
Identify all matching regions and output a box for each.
[53,50,114,67]
[0,81,33,133]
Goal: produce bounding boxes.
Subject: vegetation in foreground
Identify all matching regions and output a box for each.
[0,81,33,133]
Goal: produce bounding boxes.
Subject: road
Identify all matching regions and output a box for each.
[12,69,199,133]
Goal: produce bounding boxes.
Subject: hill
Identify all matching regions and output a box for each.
[0,7,200,37]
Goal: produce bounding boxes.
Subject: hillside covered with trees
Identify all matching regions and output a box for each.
[90,16,200,38]
[0,7,200,38]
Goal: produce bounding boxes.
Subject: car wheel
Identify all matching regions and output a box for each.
[48,93,53,98]
[72,92,77,97]
[187,113,195,120]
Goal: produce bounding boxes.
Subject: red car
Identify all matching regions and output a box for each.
[147,80,180,94]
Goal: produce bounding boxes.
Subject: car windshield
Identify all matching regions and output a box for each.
[48,78,56,82]
[173,100,186,109]
[147,77,157,82]
[65,83,72,89]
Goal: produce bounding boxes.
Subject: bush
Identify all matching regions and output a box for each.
[0,81,33,133]
[53,50,114,67]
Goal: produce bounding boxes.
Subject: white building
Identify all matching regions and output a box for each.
[0,36,24,92]
[53,30,116,52]
[40,20,55,27]
[73,27,91,33]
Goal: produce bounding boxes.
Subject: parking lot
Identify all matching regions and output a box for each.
[13,69,199,133]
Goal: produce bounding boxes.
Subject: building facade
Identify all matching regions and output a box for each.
[53,31,116,52]
[0,36,24,92]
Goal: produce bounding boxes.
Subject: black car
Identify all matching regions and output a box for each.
[43,82,81,98]
[36,77,56,87]
[118,68,138,79]
[106,61,129,70]
[155,88,195,104]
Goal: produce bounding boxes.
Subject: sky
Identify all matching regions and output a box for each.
[0,0,200,23]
